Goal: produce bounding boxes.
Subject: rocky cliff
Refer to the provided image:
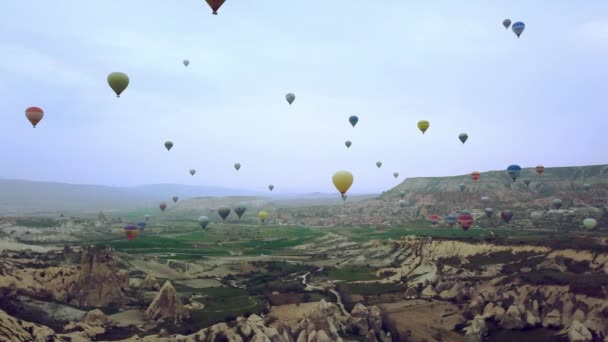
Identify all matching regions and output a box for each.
[144,280,189,322]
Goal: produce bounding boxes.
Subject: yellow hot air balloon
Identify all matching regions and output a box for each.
[417,120,430,134]
[258,211,268,223]
[332,170,354,195]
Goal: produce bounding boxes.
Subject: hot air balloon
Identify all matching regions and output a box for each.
[165,141,173,151]
[481,196,490,203]
[507,165,522,182]
[393,172,399,179]
[503,19,512,29]
[458,213,474,230]
[198,216,210,229]
[136,221,146,233]
[484,208,494,218]
[583,218,597,229]
[459,183,466,192]
[189,169,196,176]
[124,224,138,240]
[144,214,151,222]
[417,120,430,134]
[399,191,406,199]
[332,171,354,195]
[172,196,178,203]
[531,211,543,220]
[535,165,545,175]
[25,107,44,128]
[501,210,513,223]
[524,179,531,187]
[552,199,562,209]
[286,93,295,105]
[430,214,439,225]
[345,141,352,148]
[376,161,382,168]
[512,22,525,38]
[446,215,457,228]
[234,163,241,171]
[459,133,468,144]
[234,205,247,219]
[183,59,190,67]
[472,172,481,182]
[349,116,358,127]
[218,207,231,221]
[258,211,268,223]
[205,0,225,15]
[107,72,129,97]
[583,183,591,191]
[159,202,167,212]
[268,184,274,191]
[399,200,406,208]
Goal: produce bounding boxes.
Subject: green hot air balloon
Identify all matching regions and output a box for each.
[345,140,352,148]
[198,216,210,229]
[234,163,241,171]
[399,199,406,208]
[234,205,247,219]
[399,190,406,199]
[165,141,173,151]
[376,161,382,168]
[583,218,597,229]
[524,179,531,187]
[107,72,129,97]
[459,133,468,144]
[459,183,466,192]
[218,207,231,221]
[286,93,295,105]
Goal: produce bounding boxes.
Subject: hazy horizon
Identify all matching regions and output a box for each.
[2,1,607,194]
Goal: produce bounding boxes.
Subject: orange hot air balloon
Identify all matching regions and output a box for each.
[25,107,44,128]
[471,171,481,182]
[535,165,545,175]
[205,0,225,15]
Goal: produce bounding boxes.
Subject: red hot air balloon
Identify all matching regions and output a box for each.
[159,202,167,212]
[472,171,481,182]
[458,213,474,230]
[124,224,138,240]
[205,0,225,15]
[25,107,44,128]
[535,165,545,175]
[430,214,439,224]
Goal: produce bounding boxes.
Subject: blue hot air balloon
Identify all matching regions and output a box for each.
[507,165,522,182]
[445,215,457,228]
[136,221,146,232]
[349,115,359,127]
[512,22,525,38]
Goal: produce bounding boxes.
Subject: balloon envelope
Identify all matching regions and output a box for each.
[535,165,545,175]
[165,141,173,151]
[399,200,406,208]
[268,184,274,191]
[258,211,268,223]
[507,165,522,182]
[458,213,474,230]
[484,208,494,217]
[399,191,406,199]
[205,0,225,14]
[552,199,563,209]
[583,218,597,229]
[234,205,247,219]
[218,207,231,221]
[459,183,466,192]
[459,133,468,144]
[107,72,129,97]
[286,93,295,105]
[345,141,352,148]
[189,169,196,176]
[198,216,210,229]
[25,107,44,128]
[136,221,146,232]
[472,172,481,182]
[501,210,513,223]
[183,59,190,67]
[417,120,430,134]
[124,224,138,240]
[446,215,457,227]
[349,116,358,127]
[430,214,439,224]
[503,19,512,29]
[376,161,382,168]
[524,179,531,187]
[234,163,241,171]
[512,22,525,38]
[332,170,354,195]
[393,172,399,178]
[583,184,591,191]
[159,203,167,212]
[172,196,178,203]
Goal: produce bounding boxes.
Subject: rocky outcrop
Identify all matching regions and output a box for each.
[0,308,59,341]
[140,274,161,291]
[347,303,383,338]
[144,280,189,321]
[463,315,487,342]
[71,245,129,307]
[562,321,594,342]
[499,305,524,330]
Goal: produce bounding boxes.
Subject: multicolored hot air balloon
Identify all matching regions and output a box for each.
[552,199,562,209]
[165,141,173,151]
[159,202,167,212]
[583,183,591,191]
[198,216,210,229]
[124,224,138,240]
[218,207,231,221]
[583,218,597,229]
[446,215,457,228]
[349,116,358,127]
[472,172,481,182]
[399,191,406,199]
[535,165,545,175]
[430,214,439,225]
[205,0,225,15]
[501,210,513,223]
[507,165,522,182]
[172,196,178,203]
[503,19,512,29]
[484,208,494,218]
[258,211,268,223]
[332,170,354,195]
[136,221,146,233]
[268,184,274,191]
[107,72,129,97]
[234,163,241,171]
[25,107,44,128]
[459,133,468,144]
[183,59,190,67]
[512,22,525,38]
[459,183,466,192]
[345,140,352,148]
[417,120,430,134]
[234,205,247,219]
[458,213,474,230]
[189,169,196,176]
[393,172,399,179]
[376,161,382,168]
[286,93,295,105]
[399,200,406,208]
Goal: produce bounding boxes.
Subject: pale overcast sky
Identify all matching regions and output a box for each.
[0,1,607,194]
